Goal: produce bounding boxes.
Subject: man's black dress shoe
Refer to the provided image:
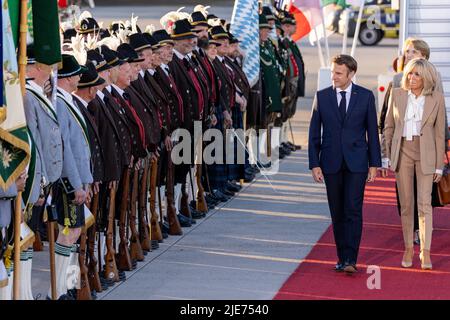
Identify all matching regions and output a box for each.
[334,262,345,272]
[177,214,192,227]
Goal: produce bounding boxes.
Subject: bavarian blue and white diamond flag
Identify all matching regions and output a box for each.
[230,0,260,87]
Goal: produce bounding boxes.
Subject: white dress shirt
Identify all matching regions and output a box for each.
[336,82,352,112]
[96,90,105,102]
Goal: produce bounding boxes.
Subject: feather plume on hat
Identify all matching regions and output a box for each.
[85,33,99,50]
[207,17,222,27]
[97,36,121,51]
[145,24,156,35]
[130,14,140,34]
[70,34,87,65]
[193,5,210,17]
[160,8,190,34]
[78,10,92,24]
[115,27,131,44]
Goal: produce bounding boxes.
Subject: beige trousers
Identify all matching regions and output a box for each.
[396,137,433,251]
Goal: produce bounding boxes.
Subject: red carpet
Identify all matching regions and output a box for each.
[274,175,450,300]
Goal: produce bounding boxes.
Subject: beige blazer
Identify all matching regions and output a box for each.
[384,88,446,175]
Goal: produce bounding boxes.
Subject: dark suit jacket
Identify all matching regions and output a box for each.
[141,71,170,139]
[86,95,122,181]
[213,58,235,114]
[169,55,200,130]
[308,84,381,174]
[154,66,183,132]
[110,86,147,159]
[102,88,132,167]
[225,56,250,102]
[125,82,160,152]
[72,96,105,183]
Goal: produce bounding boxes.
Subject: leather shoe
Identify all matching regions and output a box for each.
[189,207,206,219]
[221,187,235,197]
[151,240,159,250]
[334,262,344,272]
[226,181,241,192]
[230,180,242,189]
[177,214,192,227]
[244,173,255,183]
[343,262,357,274]
[213,190,230,202]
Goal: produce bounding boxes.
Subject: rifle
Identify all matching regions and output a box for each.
[138,158,151,252]
[104,184,119,282]
[87,191,102,293]
[166,156,183,235]
[117,168,132,271]
[77,225,91,300]
[149,159,163,241]
[195,164,208,213]
[129,167,145,262]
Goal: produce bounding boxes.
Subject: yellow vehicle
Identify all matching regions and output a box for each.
[339,0,400,46]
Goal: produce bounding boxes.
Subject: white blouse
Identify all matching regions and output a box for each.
[403,90,425,141]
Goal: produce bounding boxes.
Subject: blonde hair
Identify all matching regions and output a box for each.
[402,37,430,59]
[401,58,437,96]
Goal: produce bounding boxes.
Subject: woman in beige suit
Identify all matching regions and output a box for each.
[384,58,446,270]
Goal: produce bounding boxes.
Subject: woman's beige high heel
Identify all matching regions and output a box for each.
[419,250,432,270]
[401,247,414,268]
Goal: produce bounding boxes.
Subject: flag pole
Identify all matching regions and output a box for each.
[350,0,366,58]
[13,0,29,301]
[320,7,331,65]
[342,8,350,54]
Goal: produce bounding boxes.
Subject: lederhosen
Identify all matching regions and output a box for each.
[54,91,91,229]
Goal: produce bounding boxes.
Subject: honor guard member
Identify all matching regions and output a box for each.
[152,29,192,235]
[72,62,107,299]
[49,54,93,300]
[281,11,305,150]
[84,51,126,286]
[24,45,64,300]
[208,26,237,200]
[128,32,166,247]
[225,33,258,182]
[168,18,205,232]
[259,14,282,166]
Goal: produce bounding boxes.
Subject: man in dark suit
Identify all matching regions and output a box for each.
[308,54,381,274]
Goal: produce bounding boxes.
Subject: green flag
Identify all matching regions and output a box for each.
[31,0,61,65]
[1,0,31,190]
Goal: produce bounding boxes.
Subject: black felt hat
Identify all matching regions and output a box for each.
[129,33,152,52]
[78,61,105,89]
[98,45,125,68]
[262,6,276,21]
[209,25,229,40]
[142,33,159,49]
[171,19,197,40]
[259,14,271,29]
[63,28,77,43]
[117,43,145,63]
[190,11,208,28]
[87,49,112,72]
[78,17,100,34]
[151,29,174,47]
[58,54,87,79]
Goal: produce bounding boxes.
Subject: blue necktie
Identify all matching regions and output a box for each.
[339,91,347,120]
